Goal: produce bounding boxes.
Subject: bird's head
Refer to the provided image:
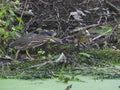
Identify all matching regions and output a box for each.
[36,28,56,37]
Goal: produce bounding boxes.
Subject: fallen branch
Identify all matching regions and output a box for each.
[28,53,66,69]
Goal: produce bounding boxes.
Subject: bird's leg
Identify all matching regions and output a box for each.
[26,50,34,60]
[15,50,20,60]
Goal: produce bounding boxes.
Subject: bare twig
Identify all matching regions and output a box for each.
[92,29,111,41]
[28,53,66,69]
[20,0,29,22]
[69,24,99,33]
[92,25,118,41]
[105,0,120,14]
[39,0,51,5]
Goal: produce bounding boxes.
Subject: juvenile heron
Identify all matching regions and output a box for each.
[9,31,62,60]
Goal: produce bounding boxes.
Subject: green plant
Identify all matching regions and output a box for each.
[88,49,120,63]
[37,49,46,59]
[0,48,4,57]
[79,52,92,58]
[0,1,23,27]
[38,49,46,55]
[0,1,24,56]
[94,25,112,35]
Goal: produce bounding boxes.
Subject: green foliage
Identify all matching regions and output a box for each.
[0,1,24,56]
[0,49,4,57]
[79,52,92,58]
[0,28,9,41]
[47,54,52,58]
[37,49,54,59]
[88,49,120,63]
[0,28,19,43]
[37,49,46,59]
[38,49,46,55]
[0,19,5,26]
[0,1,23,28]
[94,25,112,35]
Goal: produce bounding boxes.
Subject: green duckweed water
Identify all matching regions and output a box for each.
[0,76,119,90]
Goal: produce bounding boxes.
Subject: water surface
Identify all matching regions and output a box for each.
[0,76,119,90]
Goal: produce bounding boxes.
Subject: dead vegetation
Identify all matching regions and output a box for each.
[0,0,120,79]
[18,0,120,48]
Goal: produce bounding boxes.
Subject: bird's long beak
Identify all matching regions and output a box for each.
[49,37,63,44]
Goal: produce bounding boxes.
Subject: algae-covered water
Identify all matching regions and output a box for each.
[0,76,119,90]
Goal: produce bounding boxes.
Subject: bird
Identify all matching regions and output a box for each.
[9,31,62,60]
[39,30,56,37]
